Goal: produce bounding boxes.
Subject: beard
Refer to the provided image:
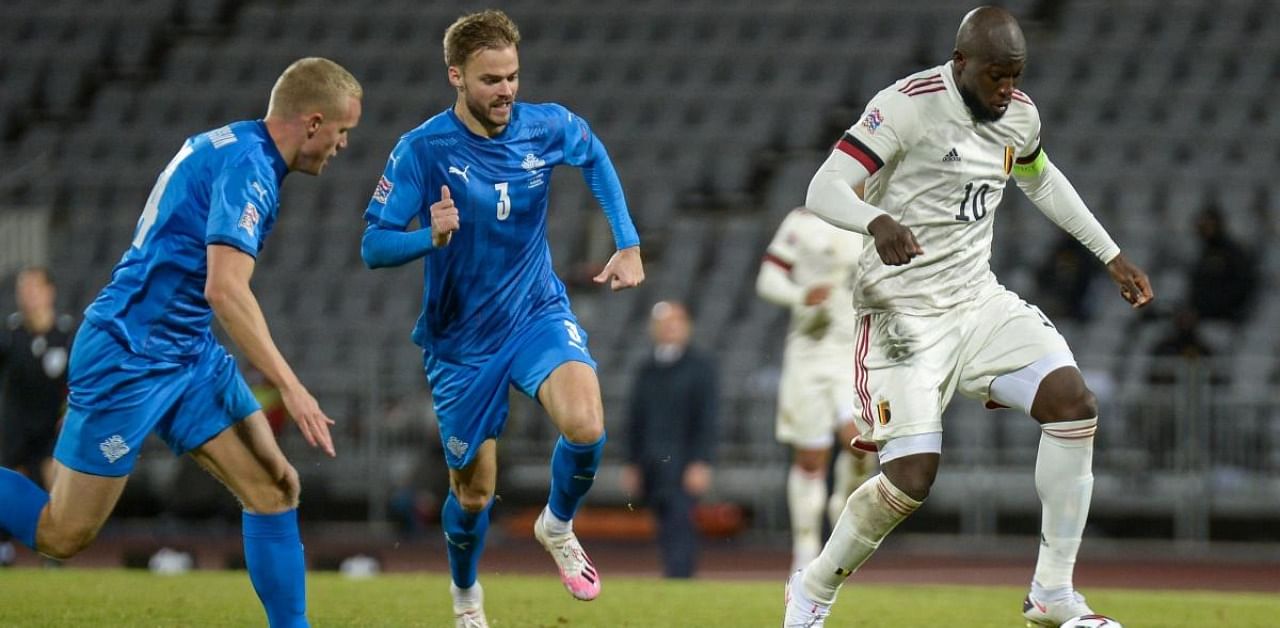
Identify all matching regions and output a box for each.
[959,83,1004,122]
[464,92,513,132]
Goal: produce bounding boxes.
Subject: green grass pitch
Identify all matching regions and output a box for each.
[0,569,1276,627]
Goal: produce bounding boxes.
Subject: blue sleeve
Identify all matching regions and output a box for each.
[206,152,278,257]
[361,222,435,269]
[364,137,426,230]
[557,106,640,249]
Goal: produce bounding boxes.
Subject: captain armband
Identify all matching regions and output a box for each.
[1012,146,1048,178]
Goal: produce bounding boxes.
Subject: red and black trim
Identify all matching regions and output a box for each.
[836,133,885,175]
[1016,143,1042,164]
[875,476,918,516]
[762,252,793,272]
[899,74,942,94]
[1011,89,1034,107]
[854,314,875,434]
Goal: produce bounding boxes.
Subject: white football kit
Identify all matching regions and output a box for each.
[822,62,1119,451]
[761,208,863,448]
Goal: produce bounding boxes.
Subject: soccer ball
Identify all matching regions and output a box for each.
[1060,615,1123,628]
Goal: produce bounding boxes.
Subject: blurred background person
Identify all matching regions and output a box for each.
[757,207,875,571]
[0,267,74,566]
[1035,234,1101,323]
[622,301,718,578]
[1189,204,1258,325]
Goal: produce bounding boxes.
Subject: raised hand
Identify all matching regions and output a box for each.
[431,185,460,248]
[281,383,336,457]
[1106,252,1154,309]
[868,214,924,266]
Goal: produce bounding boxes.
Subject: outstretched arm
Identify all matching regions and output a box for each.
[562,107,643,290]
[205,244,336,456]
[579,142,643,291]
[1014,149,1153,308]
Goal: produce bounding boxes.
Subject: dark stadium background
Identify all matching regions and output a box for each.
[1,0,1276,581]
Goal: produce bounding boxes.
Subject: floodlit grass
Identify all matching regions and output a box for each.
[0,569,1276,627]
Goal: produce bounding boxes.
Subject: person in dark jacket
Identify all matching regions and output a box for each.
[0,267,74,566]
[622,301,719,578]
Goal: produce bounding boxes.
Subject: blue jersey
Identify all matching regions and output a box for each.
[84,120,287,362]
[365,103,639,360]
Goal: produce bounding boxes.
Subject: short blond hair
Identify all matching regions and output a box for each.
[443,10,521,68]
[267,57,362,118]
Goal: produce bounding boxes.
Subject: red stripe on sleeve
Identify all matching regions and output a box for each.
[836,139,882,175]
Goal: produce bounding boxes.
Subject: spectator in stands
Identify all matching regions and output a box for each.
[1147,306,1225,387]
[1036,234,1100,322]
[0,267,74,566]
[622,301,719,578]
[1189,205,1258,323]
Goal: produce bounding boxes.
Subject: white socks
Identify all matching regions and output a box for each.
[450,581,483,612]
[788,465,827,570]
[540,506,572,537]
[827,450,873,529]
[803,474,921,605]
[1033,417,1097,590]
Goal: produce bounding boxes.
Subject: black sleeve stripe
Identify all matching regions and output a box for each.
[1015,143,1042,164]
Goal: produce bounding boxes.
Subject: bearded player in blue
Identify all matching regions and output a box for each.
[362,10,643,627]
[0,58,361,627]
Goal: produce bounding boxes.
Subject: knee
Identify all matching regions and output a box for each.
[453,486,493,513]
[243,464,301,514]
[560,403,604,444]
[38,522,99,560]
[881,455,939,502]
[1040,388,1099,422]
[793,449,827,474]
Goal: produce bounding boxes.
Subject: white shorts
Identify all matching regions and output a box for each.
[775,348,858,449]
[852,287,1073,447]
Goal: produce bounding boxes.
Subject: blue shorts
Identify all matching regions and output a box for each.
[426,314,597,470]
[54,323,261,477]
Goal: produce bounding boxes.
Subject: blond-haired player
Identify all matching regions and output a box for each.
[0,57,361,627]
[783,7,1153,628]
[757,207,875,571]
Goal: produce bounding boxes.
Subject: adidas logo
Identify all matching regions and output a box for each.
[943,148,962,162]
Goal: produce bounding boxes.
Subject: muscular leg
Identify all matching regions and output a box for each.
[443,439,497,590]
[789,446,830,570]
[190,412,307,628]
[534,360,605,600]
[800,450,932,605]
[1022,366,1098,594]
[19,462,128,560]
[538,361,605,527]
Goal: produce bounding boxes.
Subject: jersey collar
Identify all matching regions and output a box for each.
[939,61,967,112]
[445,104,519,141]
[256,120,289,182]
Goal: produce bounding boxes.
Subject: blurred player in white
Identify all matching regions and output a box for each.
[783,6,1153,628]
[756,207,875,571]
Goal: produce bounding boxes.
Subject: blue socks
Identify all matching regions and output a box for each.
[548,433,605,522]
[442,493,491,589]
[0,467,49,549]
[243,509,309,628]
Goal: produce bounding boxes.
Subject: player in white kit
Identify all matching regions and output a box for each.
[782,7,1153,628]
[757,208,876,571]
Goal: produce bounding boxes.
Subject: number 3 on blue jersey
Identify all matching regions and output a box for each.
[133,143,195,248]
[495,181,511,220]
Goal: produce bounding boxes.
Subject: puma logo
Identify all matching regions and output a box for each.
[448,164,471,183]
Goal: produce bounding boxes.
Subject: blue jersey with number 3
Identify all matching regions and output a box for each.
[84,120,288,361]
[365,103,637,361]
